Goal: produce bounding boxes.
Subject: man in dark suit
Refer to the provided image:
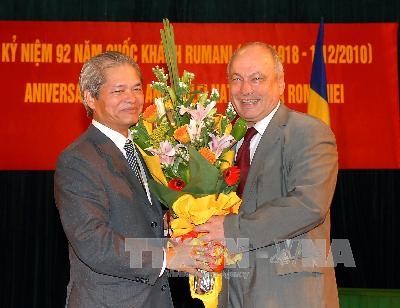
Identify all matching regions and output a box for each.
[55,51,212,307]
[196,43,339,307]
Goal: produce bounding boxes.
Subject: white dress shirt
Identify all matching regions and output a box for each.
[236,102,281,162]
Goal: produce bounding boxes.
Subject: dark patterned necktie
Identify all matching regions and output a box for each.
[124,140,145,190]
[235,127,258,197]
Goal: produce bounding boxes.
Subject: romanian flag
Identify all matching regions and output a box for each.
[307,20,330,127]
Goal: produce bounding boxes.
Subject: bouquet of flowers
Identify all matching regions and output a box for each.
[130,19,247,308]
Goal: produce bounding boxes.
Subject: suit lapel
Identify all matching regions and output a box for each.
[242,104,289,200]
[135,152,164,213]
[86,125,152,208]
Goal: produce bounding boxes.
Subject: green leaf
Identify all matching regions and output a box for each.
[183,147,220,194]
[186,90,202,107]
[231,117,247,141]
[148,179,184,208]
[214,177,227,194]
[172,157,190,183]
[220,117,229,136]
[130,122,152,154]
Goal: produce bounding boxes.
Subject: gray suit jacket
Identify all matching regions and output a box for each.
[54,125,173,308]
[221,105,339,307]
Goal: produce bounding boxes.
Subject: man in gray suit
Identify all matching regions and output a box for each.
[196,42,339,307]
[55,51,213,307]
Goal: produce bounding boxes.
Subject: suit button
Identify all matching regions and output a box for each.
[161,284,168,291]
[151,221,158,228]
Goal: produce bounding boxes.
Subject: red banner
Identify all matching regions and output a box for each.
[0,21,399,169]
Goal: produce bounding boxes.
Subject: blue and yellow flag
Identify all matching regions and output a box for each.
[307,20,330,126]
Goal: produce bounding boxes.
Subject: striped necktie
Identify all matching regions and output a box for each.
[124,140,145,190]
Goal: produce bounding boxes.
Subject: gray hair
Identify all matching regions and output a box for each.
[79,51,142,117]
[227,42,284,79]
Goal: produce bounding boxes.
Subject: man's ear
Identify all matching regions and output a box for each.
[84,91,96,110]
[278,75,285,96]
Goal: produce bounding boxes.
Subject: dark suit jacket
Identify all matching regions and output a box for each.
[54,125,173,308]
[220,104,339,307]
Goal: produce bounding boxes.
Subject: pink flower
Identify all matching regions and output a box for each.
[148,141,181,166]
[209,134,234,158]
[179,101,216,123]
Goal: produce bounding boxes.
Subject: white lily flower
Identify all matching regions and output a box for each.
[187,119,204,141]
[154,97,166,118]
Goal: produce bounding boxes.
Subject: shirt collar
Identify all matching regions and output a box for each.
[92,120,130,153]
[252,101,280,135]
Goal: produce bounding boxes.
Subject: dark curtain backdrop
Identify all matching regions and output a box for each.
[1,1,399,307]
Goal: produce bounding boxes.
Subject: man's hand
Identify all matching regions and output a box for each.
[194,215,226,243]
[166,239,219,277]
